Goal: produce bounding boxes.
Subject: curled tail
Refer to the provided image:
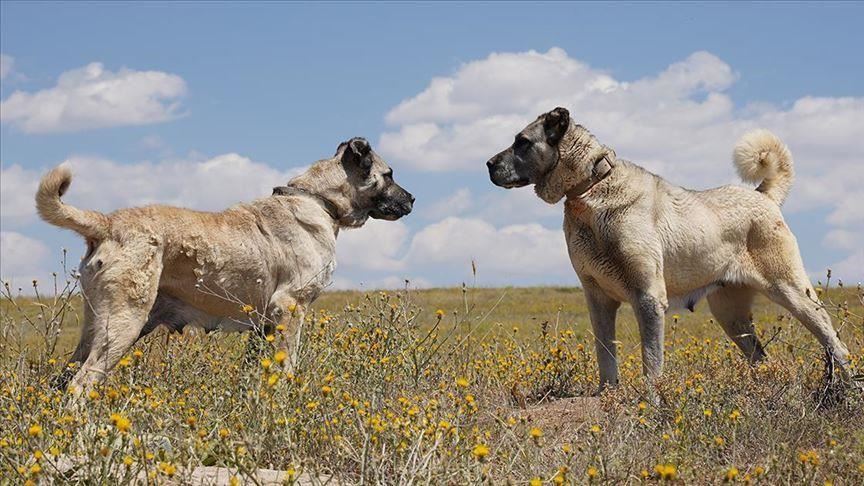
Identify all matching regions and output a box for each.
[733,129,795,205]
[36,164,110,240]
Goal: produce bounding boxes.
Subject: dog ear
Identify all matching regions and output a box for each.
[341,137,373,171]
[543,107,570,145]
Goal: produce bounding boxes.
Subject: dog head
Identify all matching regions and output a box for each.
[338,137,414,223]
[487,107,570,189]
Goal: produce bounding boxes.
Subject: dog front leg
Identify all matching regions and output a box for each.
[583,280,621,393]
[267,291,306,371]
[631,286,668,406]
[242,319,274,367]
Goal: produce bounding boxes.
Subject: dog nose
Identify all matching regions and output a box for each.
[486,159,495,168]
[409,194,416,203]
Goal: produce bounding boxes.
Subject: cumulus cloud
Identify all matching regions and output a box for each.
[333,215,573,286]
[0,231,50,286]
[421,188,474,220]
[0,153,307,287]
[407,217,570,277]
[1,62,186,133]
[330,275,431,291]
[379,47,864,283]
[0,163,41,226]
[337,219,409,272]
[823,229,864,251]
[379,48,863,195]
[829,250,864,284]
[0,53,13,80]
[0,155,305,228]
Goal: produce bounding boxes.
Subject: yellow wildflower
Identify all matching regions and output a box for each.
[725,467,739,482]
[110,413,132,434]
[472,443,489,461]
[158,462,176,477]
[654,464,677,481]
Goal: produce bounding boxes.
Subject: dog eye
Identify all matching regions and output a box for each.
[382,170,393,180]
[514,136,532,150]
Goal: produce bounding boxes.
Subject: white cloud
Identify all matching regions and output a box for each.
[823,229,864,251]
[2,49,861,289]
[0,53,13,80]
[379,48,863,193]
[422,187,474,220]
[0,155,305,229]
[336,215,573,286]
[337,219,409,272]
[829,250,864,284]
[1,62,186,133]
[378,47,864,284]
[330,275,431,291]
[0,163,41,226]
[0,231,50,286]
[1,153,305,287]
[406,217,570,278]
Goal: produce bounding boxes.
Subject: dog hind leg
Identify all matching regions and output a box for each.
[52,304,97,391]
[67,239,163,397]
[762,280,852,379]
[707,286,767,363]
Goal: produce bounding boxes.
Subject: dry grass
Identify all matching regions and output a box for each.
[1,276,863,484]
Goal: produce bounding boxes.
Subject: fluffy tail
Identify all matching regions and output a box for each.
[733,129,795,205]
[36,164,110,240]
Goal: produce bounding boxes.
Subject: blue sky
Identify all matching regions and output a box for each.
[2,2,863,290]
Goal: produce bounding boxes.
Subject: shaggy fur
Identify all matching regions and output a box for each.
[488,107,854,392]
[38,138,413,396]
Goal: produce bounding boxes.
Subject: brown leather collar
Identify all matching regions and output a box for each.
[272,185,341,221]
[564,154,614,200]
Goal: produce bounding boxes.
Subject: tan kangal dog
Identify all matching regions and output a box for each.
[487,107,855,393]
[38,138,414,396]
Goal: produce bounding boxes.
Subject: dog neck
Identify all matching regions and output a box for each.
[535,123,616,204]
[563,154,614,200]
[272,185,342,222]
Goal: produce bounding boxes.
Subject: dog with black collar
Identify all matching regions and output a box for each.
[37,137,414,397]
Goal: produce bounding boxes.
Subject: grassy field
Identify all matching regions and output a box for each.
[1,282,863,484]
